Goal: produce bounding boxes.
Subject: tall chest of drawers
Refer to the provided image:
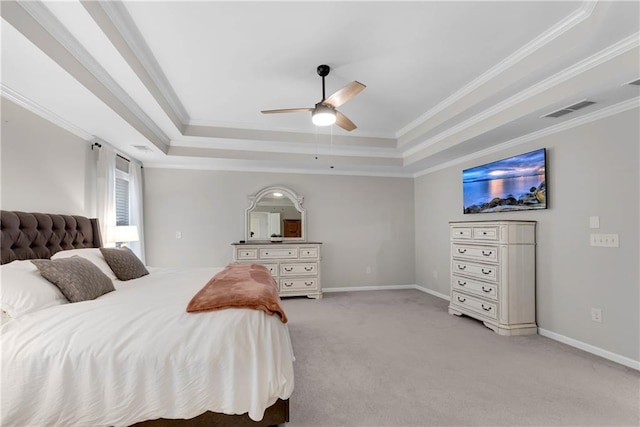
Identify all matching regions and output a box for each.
[448,220,537,336]
[232,242,322,299]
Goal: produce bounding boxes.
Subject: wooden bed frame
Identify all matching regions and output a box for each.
[0,210,291,426]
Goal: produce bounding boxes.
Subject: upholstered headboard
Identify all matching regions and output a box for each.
[0,211,102,264]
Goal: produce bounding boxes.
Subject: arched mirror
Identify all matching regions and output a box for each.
[245,186,306,242]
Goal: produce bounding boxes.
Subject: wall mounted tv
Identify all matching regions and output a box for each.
[463,148,547,214]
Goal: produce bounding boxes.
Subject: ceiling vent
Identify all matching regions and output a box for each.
[542,100,595,118]
[626,78,640,86]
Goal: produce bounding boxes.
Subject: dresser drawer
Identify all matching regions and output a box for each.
[259,247,299,259]
[280,262,317,276]
[451,291,497,320]
[452,260,498,282]
[280,278,318,290]
[452,276,498,300]
[299,247,319,258]
[473,227,499,241]
[451,227,472,239]
[236,248,258,260]
[452,244,498,263]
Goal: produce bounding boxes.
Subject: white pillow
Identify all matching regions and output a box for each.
[0,260,68,318]
[51,248,118,281]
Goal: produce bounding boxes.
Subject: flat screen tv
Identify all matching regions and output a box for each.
[462,148,547,214]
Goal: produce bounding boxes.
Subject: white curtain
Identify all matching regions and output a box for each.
[128,161,145,263]
[96,145,116,247]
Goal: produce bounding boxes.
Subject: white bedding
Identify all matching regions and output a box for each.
[1,267,295,426]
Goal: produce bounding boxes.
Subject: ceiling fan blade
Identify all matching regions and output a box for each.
[261,108,313,114]
[335,110,357,132]
[324,81,366,108]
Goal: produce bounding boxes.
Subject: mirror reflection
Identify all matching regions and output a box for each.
[246,186,306,241]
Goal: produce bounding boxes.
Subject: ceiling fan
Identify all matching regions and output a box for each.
[261,64,366,132]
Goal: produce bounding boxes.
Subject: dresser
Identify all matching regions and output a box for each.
[232,242,322,299]
[448,220,537,335]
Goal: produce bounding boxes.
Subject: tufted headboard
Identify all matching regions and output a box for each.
[0,211,102,264]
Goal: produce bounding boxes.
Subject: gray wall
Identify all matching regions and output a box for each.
[415,108,640,361]
[3,96,637,363]
[1,99,96,215]
[143,169,416,288]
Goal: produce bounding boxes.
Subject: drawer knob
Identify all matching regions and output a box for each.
[458,281,467,286]
[481,304,492,311]
[284,267,293,272]
[457,265,466,270]
[265,252,269,255]
[457,296,466,303]
[284,282,292,287]
[305,281,313,286]
[482,286,492,293]
[481,268,492,275]
[482,232,487,235]
[304,267,313,271]
[288,252,292,254]
[482,250,493,256]
[457,248,467,254]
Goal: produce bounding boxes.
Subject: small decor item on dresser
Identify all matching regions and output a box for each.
[270,234,283,242]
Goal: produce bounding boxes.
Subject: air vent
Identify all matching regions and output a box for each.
[544,109,574,118]
[542,99,596,118]
[627,78,640,86]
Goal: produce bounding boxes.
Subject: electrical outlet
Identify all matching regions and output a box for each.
[175,231,182,239]
[591,308,602,323]
[365,266,371,274]
[590,233,619,247]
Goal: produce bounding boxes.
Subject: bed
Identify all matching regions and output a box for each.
[0,210,293,426]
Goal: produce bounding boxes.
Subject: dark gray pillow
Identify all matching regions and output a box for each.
[99,247,149,281]
[31,257,115,303]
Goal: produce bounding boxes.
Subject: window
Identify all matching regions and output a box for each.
[115,156,130,226]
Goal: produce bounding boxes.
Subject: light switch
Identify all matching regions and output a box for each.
[589,216,600,229]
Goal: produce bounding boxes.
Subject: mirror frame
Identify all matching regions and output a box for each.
[245,186,306,242]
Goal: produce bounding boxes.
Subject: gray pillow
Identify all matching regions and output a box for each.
[31,257,115,303]
[99,247,149,281]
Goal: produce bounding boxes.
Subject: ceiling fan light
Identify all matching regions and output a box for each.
[312,104,336,126]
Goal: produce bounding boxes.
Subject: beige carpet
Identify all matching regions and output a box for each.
[281,290,639,427]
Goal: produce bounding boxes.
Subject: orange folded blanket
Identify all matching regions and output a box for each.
[186,263,287,323]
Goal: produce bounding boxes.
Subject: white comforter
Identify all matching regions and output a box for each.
[1,267,295,426]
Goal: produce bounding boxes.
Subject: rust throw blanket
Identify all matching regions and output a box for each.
[186,263,287,323]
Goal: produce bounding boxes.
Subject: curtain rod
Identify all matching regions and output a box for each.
[91,141,143,168]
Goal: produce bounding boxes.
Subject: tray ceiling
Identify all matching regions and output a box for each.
[1,1,638,176]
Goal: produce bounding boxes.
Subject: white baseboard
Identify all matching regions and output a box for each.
[323,284,416,293]
[322,285,639,371]
[413,284,451,301]
[538,328,639,371]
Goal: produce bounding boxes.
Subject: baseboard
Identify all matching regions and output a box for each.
[413,284,451,301]
[538,328,639,371]
[323,284,416,293]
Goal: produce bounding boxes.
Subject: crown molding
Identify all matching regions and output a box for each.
[1,84,93,140]
[143,162,413,178]
[412,96,639,178]
[14,0,170,148]
[170,138,401,159]
[403,33,640,159]
[90,0,190,125]
[396,1,597,139]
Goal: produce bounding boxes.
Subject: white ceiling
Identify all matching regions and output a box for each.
[1,1,639,177]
